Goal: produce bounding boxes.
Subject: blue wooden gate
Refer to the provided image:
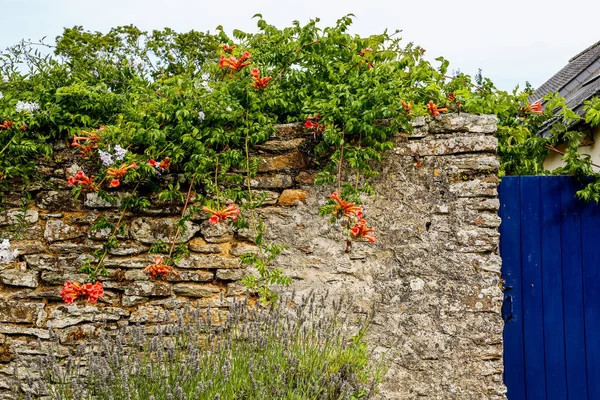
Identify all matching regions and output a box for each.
[499,176,600,400]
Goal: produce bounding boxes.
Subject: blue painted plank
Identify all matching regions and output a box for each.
[540,177,568,399]
[581,193,600,400]
[499,177,527,400]
[520,176,547,400]
[560,176,589,398]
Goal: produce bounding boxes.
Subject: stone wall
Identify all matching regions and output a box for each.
[0,113,505,399]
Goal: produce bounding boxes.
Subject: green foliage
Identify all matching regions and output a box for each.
[241,219,291,303]
[148,239,169,254]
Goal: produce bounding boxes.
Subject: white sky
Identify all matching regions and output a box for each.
[1,0,599,91]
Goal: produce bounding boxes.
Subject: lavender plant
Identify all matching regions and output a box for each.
[13,293,387,400]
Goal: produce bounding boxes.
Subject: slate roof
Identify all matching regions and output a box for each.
[533,40,600,136]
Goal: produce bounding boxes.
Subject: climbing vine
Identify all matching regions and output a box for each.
[1,15,599,303]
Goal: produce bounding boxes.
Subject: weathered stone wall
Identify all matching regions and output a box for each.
[0,113,505,399]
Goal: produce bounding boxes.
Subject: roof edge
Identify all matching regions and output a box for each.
[568,40,600,62]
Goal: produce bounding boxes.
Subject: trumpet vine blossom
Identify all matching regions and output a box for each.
[426,101,448,117]
[250,68,272,90]
[219,51,251,77]
[329,192,364,219]
[350,219,376,242]
[143,256,178,280]
[72,127,104,156]
[61,281,104,304]
[0,120,14,130]
[202,204,241,225]
[106,162,138,187]
[67,171,98,191]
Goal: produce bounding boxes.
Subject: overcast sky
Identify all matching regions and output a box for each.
[1,0,599,91]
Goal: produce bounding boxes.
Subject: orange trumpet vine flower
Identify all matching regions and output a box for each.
[67,171,98,191]
[71,127,104,156]
[426,101,448,117]
[149,157,171,172]
[143,256,178,280]
[524,100,544,115]
[106,162,138,187]
[329,192,364,219]
[219,51,252,77]
[202,203,241,225]
[61,281,104,304]
[250,68,272,90]
[350,219,376,243]
[0,120,15,129]
[304,114,325,138]
[401,101,414,116]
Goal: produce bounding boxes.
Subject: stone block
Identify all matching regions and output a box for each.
[0,209,38,227]
[8,241,46,256]
[47,305,128,329]
[247,174,293,189]
[84,192,130,208]
[130,217,200,244]
[295,171,317,185]
[0,262,38,288]
[200,221,234,243]
[173,283,221,298]
[188,238,222,254]
[35,191,78,211]
[124,281,172,297]
[166,270,214,282]
[226,283,248,296]
[0,325,50,339]
[249,190,279,205]
[278,189,309,206]
[216,269,245,281]
[395,136,497,156]
[427,113,498,134]
[255,138,307,152]
[0,301,44,324]
[25,254,87,272]
[258,152,307,172]
[450,179,498,198]
[43,220,84,243]
[107,241,149,256]
[229,243,260,257]
[174,254,240,269]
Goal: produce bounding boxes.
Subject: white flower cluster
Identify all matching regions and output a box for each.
[99,145,128,167]
[1,76,7,83]
[195,73,214,93]
[16,101,40,114]
[130,56,145,69]
[0,239,18,263]
[0,92,3,99]
[198,111,206,122]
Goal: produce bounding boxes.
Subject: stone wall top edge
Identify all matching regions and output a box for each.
[271,113,498,138]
